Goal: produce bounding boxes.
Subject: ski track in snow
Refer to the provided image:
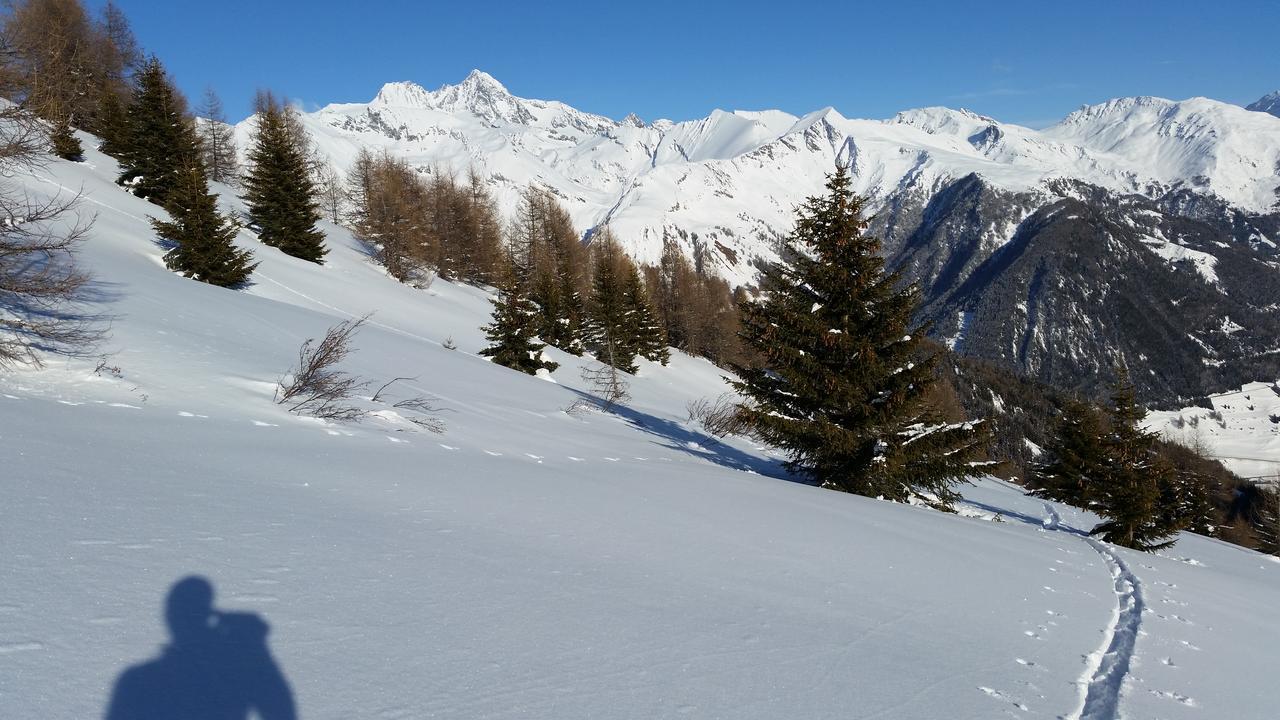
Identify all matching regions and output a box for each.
[1040,502,1061,531]
[1066,538,1146,720]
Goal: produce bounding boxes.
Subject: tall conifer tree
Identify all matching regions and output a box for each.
[242,91,326,263]
[153,161,257,287]
[621,263,669,365]
[585,232,640,374]
[1089,373,1180,550]
[116,56,197,210]
[731,164,987,505]
[480,279,558,375]
[1031,398,1109,508]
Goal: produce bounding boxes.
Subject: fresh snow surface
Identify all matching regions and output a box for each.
[234,72,1280,286]
[1148,381,1280,480]
[4,139,1280,719]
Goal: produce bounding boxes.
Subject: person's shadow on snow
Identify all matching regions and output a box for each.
[104,576,297,720]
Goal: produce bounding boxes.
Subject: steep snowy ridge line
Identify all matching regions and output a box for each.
[1070,539,1146,720]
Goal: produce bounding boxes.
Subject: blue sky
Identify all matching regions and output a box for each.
[99,0,1278,127]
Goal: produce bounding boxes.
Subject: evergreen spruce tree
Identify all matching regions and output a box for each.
[49,114,83,161]
[621,263,669,365]
[116,56,198,209]
[152,161,257,287]
[242,92,326,263]
[585,233,639,374]
[730,164,987,504]
[1030,399,1108,508]
[479,279,558,375]
[1089,374,1179,550]
[95,88,129,156]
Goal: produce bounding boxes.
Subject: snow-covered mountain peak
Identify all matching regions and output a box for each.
[889,106,999,136]
[371,80,434,108]
[1247,90,1280,117]
[423,69,537,125]
[433,68,514,104]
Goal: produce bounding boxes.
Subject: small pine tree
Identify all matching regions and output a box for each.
[242,91,326,263]
[621,264,669,366]
[153,161,257,287]
[116,56,198,210]
[1089,374,1179,550]
[730,164,987,504]
[479,281,558,375]
[49,114,83,161]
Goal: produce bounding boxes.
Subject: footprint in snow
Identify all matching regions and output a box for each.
[1150,690,1197,706]
[977,686,1028,712]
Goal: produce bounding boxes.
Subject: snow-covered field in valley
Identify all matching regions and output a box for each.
[3,138,1279,719]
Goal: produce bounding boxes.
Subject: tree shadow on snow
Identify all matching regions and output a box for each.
[961,498,1089,536]
[104,576,297,720]
[566,388,798,483]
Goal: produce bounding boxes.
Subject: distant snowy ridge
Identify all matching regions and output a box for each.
[239,71,1280,288]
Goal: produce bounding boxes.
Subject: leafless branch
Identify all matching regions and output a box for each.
[275,314,369,421]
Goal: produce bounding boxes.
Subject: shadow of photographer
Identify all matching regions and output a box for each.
[105,576,296,720]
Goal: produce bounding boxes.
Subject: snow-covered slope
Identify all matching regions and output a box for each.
[1148,381,1280,480]
[242,71,1280,287]
[4,126,1280,719]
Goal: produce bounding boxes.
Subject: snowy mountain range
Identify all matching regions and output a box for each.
[236,72,1280,403]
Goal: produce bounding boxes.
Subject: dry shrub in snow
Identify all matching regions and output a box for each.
[275,315,369,421]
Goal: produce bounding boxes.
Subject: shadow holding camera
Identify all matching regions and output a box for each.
[104,576,297,720]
